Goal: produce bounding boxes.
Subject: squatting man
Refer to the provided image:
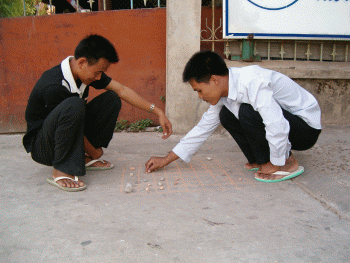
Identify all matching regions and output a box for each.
[23,34,172,191]
[145,50,322,182]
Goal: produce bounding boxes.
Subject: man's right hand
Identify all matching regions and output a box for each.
[145,151,179,173]
[145,157,168,173]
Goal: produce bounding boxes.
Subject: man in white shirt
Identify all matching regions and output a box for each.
[145,50,322,182]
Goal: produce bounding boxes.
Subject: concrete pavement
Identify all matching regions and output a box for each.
[0,126,349,262]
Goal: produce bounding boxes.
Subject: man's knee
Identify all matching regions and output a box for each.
[238,104,254,118]
[64,96,85,108]
[219,106,234,127]
[238,104,263,125]
[104,90,122,111]
[60,97,85,121]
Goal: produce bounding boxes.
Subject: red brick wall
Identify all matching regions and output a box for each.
[0,9,166,133]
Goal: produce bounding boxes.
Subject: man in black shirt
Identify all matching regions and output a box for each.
[23,34,172,192]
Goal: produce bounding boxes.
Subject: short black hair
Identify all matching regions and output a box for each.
[74,34,119,65]
[183,50,228,83]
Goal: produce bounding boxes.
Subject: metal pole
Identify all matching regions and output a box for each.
[36,0,39,15]
[211,0,215,51]
[77,0,79,12]
[23,0,26,16]
[131,0,133,9]
[103,0,106,10]
[49,0,52,14]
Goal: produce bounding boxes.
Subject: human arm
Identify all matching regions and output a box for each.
[145,151,179,173]
[144,101,223,173]
[105,80,172,139]
[171,102,222,163]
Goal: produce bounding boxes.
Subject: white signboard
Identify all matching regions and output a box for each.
[223,0,350,40]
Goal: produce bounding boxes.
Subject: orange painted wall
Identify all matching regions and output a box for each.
[0,9,166,133]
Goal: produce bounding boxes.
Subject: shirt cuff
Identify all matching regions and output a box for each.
[172,144,192,163]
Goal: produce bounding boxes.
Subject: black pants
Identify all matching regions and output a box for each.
[31,90,121,176]
[219,104,321,165]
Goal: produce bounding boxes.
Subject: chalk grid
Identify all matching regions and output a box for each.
[117,157,256,195]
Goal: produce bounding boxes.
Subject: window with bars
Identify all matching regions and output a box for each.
[201,0,350,63]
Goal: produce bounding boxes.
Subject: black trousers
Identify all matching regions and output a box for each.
[31,90,121,176]
[219,104,321,165]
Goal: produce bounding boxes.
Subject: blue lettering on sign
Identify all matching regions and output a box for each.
[247,0,300,10]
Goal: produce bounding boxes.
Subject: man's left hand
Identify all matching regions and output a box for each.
[158,114,172,139]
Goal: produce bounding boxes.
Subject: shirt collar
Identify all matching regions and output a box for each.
[61,56,87,97]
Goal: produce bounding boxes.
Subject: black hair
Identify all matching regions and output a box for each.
[182,50,228,83]
[74,34,119,65]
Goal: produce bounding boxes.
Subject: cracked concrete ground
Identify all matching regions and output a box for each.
[0,126,349,262]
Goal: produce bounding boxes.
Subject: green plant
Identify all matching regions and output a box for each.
[154,126,163,133]
[160,95,166,103]
[0,0,37,17]
[38,3,48,16]
[115,118,155,132]
[129,119,153,132]
[115,119,129,132]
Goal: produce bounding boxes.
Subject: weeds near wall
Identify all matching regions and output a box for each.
[115,119,129,132]
[129,119,153,132]
[115,119,162,132]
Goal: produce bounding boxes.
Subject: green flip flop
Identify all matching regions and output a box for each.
[255,166,304,183]
[244,167,259,171]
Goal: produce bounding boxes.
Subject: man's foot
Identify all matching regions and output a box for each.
[85,156,114,171]
[52,169,85,188]
[244,163,260,171]
[254,154,300,182]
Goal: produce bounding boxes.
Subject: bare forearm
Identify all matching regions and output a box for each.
[164,151,179,166]
[106,80,161,116]
[106,80,172,138]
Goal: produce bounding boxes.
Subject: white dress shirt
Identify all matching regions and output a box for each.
[172,66,322,166]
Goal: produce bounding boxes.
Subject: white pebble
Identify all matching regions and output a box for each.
[124,183,133,193]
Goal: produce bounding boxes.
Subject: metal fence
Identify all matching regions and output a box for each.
[22,0,166,16]
[112,0,166,9]
[225,40,350,62]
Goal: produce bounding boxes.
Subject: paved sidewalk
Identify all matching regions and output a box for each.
[0,126,349,262]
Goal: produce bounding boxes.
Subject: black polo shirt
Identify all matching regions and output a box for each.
[23,60,111,153]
